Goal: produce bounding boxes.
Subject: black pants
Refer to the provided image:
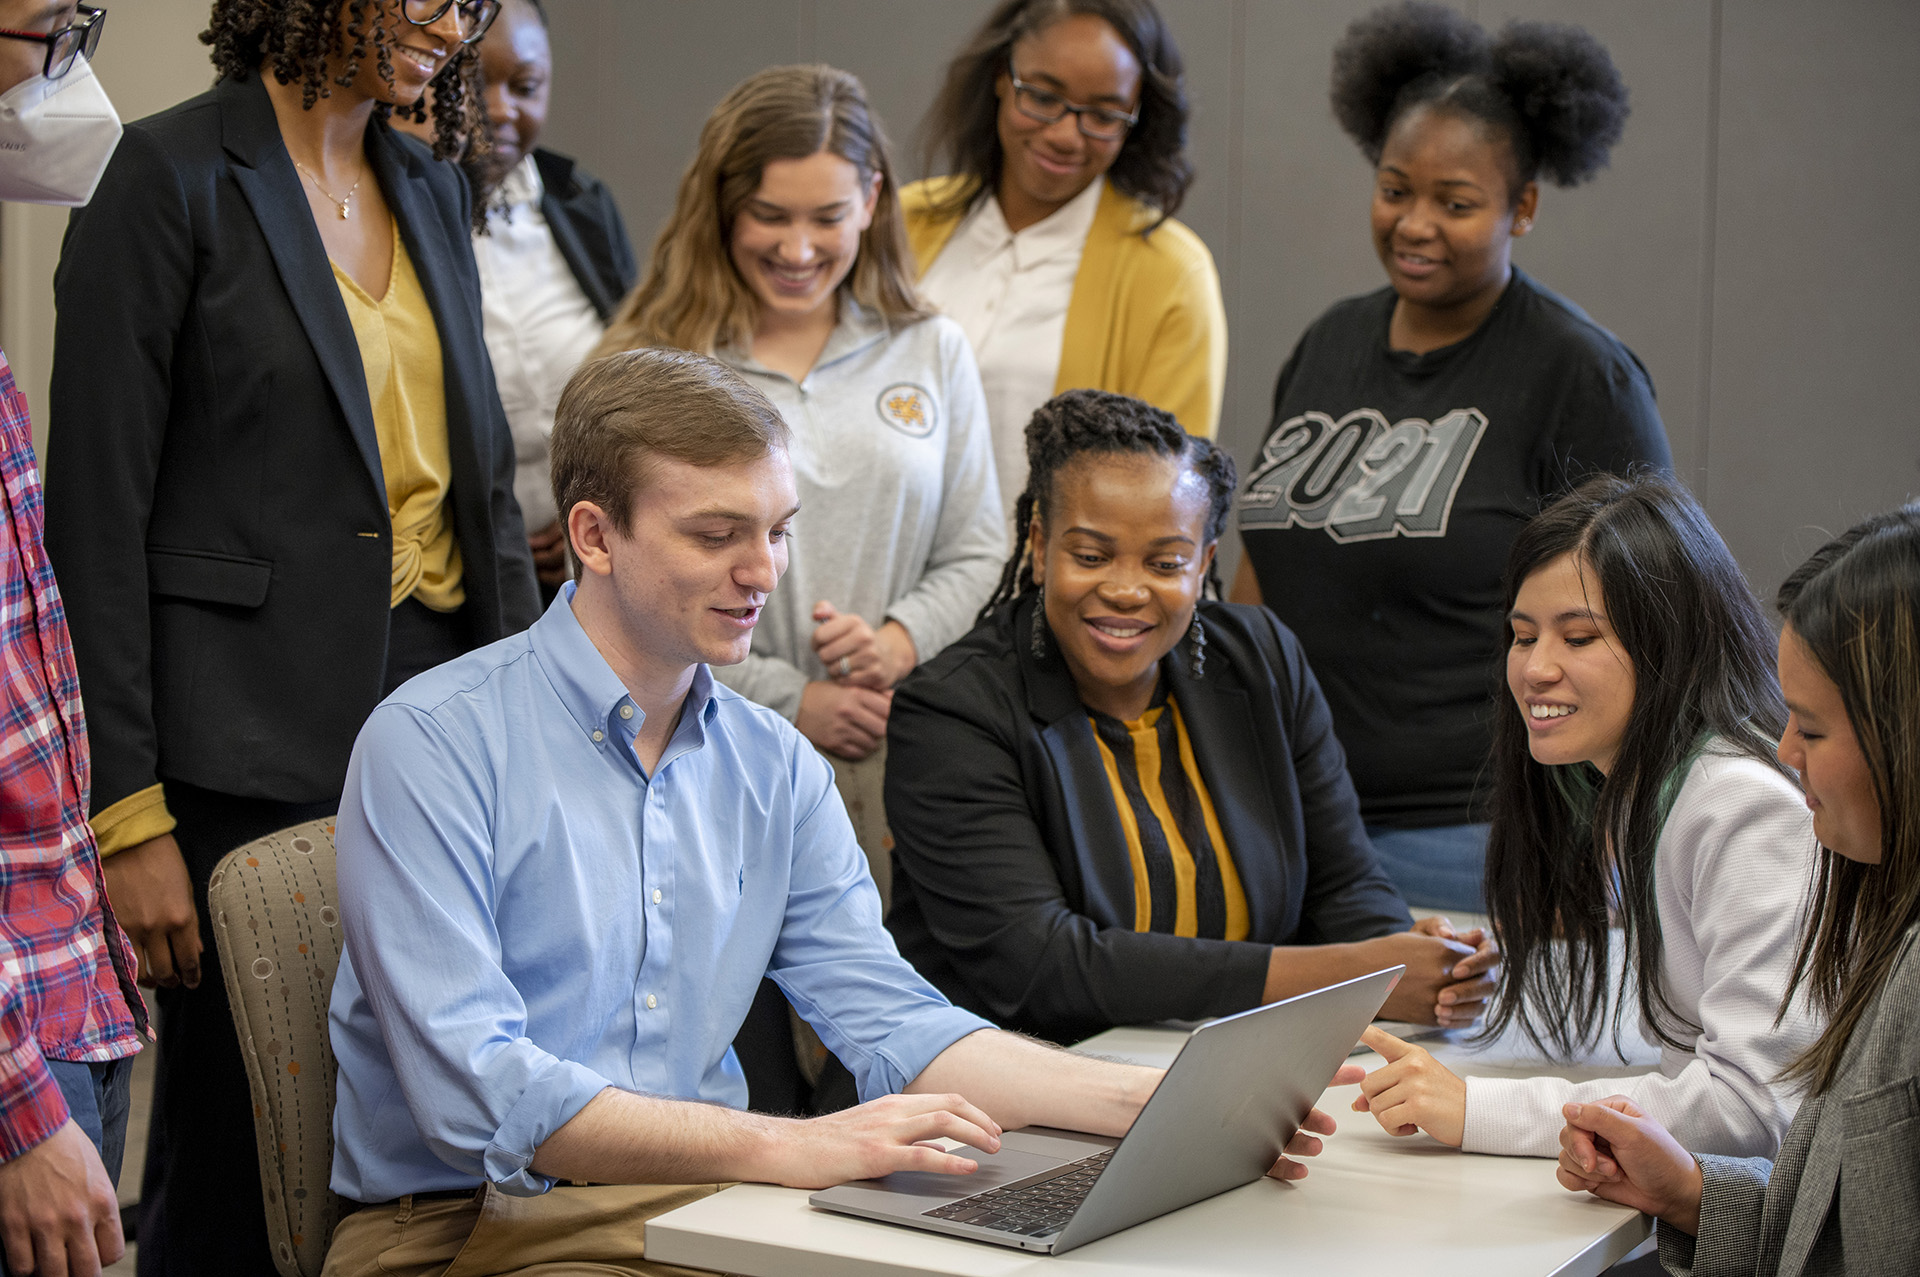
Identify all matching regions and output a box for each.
[136,599,467,1277]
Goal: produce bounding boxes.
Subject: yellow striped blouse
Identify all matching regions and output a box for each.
[1088,692,1249,940]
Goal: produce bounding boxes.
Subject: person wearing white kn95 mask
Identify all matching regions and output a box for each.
[0,2,117,205]
[0,5,145,1277]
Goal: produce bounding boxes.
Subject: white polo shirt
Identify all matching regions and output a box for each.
[917,178,1104,517]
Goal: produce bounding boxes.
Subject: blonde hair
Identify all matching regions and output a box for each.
[597,64,929,359]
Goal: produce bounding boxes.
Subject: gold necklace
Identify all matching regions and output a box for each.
[294,159,364,220]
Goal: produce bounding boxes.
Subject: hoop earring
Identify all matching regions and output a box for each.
[1187,609,1206,679]
[1030,586,1049,660]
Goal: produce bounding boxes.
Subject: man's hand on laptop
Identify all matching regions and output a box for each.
[756,1092,1006,1190]
[1266,1062,1365,1181]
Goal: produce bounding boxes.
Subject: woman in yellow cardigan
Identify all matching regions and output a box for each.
[905,0,1225,516]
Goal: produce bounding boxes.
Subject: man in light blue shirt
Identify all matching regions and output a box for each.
[325,349,1345,1273]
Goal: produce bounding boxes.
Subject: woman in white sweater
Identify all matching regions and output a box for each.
[1356,474,1820,1159]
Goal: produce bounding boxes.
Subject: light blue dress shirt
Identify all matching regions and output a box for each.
[329,585,991,1202]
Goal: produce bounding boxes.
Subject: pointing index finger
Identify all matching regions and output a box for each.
[1359,1024,1412,1061]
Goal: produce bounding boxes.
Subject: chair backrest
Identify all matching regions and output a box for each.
[209,818,346,1277]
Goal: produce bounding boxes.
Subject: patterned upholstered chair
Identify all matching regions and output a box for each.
[209,818,345,1277]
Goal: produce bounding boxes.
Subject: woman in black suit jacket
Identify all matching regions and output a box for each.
[885,391,1498,1046]
[42,4,537,1273]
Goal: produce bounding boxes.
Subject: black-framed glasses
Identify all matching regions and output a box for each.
[1008,61,1138,141]
[0,4,105,82]
[401,0,502,46]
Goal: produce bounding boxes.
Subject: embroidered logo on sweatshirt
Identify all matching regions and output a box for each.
[876,383,937,437]
[1238,407,1488,542]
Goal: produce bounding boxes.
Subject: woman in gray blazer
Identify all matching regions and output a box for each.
[1552,501,1920,1277]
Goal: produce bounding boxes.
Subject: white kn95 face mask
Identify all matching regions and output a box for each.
[0,57,121,206]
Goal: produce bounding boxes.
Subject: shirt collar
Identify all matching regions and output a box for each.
[720,296,890,382]
[489,152,542,214]
[529,583,719,753]
[957,177,1105,271]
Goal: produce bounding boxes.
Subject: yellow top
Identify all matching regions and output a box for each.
[1088,695,1248,940]
[334,221,465,613]
[902,176,1227,439]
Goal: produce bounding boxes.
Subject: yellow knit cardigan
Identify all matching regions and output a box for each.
[901,176,1227,438]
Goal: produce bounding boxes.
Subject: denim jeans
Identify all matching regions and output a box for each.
[0,1052,136,1276]
[1364,822,1491,913]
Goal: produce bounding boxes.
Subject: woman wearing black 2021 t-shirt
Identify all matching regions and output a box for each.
[1232,5,1670,911]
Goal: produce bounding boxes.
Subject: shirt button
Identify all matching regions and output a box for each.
[591,730,604,742]
[645,994,658,1010]
[620,705,634,720]
[652,888,662,904]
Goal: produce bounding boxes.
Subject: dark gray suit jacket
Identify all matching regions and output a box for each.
[44,73,540,811]
[1661,921,1920,1276]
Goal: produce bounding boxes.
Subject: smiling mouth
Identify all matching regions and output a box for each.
[717,605,760,622]
[1529,704,1576,720]
[762,260,826,290]
[395,45,444,77]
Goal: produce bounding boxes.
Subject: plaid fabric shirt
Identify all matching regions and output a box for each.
[0,346,143,1161]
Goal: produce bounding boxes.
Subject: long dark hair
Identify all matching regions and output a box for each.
[1776,503,1920,1092]
[920,0,1192,229]
[1482,474,1789,1058]
[1330,2,1629,199]
[203,0,480,163]
[980,390,1234,624]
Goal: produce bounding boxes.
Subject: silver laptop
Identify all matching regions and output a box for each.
[809,966,1402,1256]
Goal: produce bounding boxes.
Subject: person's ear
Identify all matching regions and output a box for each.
[1027,514,1047,587]
[566,500,618,579]
[1199,541,1217,584]
[856,168,882,230]
[1510,181,1540,237]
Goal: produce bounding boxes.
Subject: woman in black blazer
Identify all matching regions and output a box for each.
[885,391,1497,1046]
[42,4,537,1273]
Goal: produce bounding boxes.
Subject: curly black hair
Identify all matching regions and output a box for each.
[202,0,481,164]
[1330,1,1629,196]
[979,390,1236,622]
[920,0,1192,232]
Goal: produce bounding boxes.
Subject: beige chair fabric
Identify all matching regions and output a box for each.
[209,818,347,1277]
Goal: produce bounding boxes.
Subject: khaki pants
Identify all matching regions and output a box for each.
[827,743,892,914]
[321,1183,735,1277]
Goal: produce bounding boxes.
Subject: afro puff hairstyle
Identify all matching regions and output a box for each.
[1330,1,1629,194]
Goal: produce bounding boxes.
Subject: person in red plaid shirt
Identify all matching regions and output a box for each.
[0,4,144,1274]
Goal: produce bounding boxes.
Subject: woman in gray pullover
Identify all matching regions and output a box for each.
[596,66,1003,775]
[1556,502,1920,1277]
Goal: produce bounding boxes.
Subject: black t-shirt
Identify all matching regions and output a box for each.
[1237,269,1671,828]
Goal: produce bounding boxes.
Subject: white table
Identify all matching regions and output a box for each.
[648,1020,1662,1276]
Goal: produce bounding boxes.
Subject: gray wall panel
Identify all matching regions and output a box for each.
[544,0,801,259]
[1482,0,1716,486]
[1708,0,1920,597]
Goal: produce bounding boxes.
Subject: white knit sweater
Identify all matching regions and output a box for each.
[1461,748,1822,1158]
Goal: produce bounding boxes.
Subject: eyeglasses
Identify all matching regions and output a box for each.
[0,4,106,82]
[401,0,503,46]
[1007,61,1138,141]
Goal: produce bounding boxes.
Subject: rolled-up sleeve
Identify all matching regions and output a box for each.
[767,746,990,1100]
[335,703,612,1195]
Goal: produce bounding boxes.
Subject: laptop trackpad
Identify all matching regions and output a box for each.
[835,1144,1067,1208]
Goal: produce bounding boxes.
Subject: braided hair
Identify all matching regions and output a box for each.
[1331,2,1630,199]
[202,0,481,165]
[979,389,1237,624]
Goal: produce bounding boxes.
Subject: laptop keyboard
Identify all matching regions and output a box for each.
[922,1147,1114,1238]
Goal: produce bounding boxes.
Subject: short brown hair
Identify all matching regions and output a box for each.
[550,349,791,545]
